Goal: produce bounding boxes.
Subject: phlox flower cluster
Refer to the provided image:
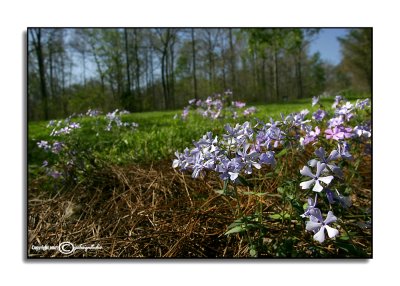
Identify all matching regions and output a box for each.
[173,122,276,181]
[175,94,371,246]
[180,90,257,120]
[37,108,139,181]
[105,109,138,131]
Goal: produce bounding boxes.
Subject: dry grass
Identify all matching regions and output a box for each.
[28,155,372,258]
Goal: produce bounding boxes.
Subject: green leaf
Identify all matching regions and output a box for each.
[214,189,225,195]
[269,214,282,220]
[243,191,267,197]
[276,148,288,158]
[277,187,285,194]
[225,225,245,235]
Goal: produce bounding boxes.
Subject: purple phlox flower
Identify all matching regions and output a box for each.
[325,189,352,208]
[312,109,327,121]
[325,126,353,140]
[327,116,344,128]
[191,152,206,178]
[312,96,320,107]
[300,162,334,192]
[69,122,80,129]
[196,132,219,153]
[225,89,233,96]
[223,123,245,146]
[306,209,339,243]
[237,143,261,174]
[47,120,56,128]
[205,96,213,106]
[42,160,48,167]
[196,99,202,107]
[355,98,370,110]
[336,101,354,121]
[51,141,64,154]
[216,157,244,181]
[37,140,50,150]
[285,112,310,127]
[182,106,190,119]
[308,147,343,178]
[172,148,192,170]
[243,106,256,116]
[259,151,276,167]
[48,170,62,179]
[354,125,371,138]
[301,126,320,146]
[332,95,344,109]
[188,99,196,105]
[86,109,101,117]
[265,124,285,149]
[233,101,246,108]
[301,194,318,218]
[338,142,353,160]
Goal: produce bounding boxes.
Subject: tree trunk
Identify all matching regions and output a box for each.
[191,28,198,100]
[30,29,49,120]
[124,28,133,110]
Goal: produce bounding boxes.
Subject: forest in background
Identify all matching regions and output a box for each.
[28,28,372,120]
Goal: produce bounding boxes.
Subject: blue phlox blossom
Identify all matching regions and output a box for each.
[259,151,276,167]
[216,157,244,181]
[301,126,320,146]
[336,101,354,121]
[37,140,50,150]
[337,142,353,160]
[300,162,334,192]
[355,98,370,110]
[306,209,339,243]
[354,125,371,138]
[237,143,261,174]
[327,116,344,128]
[301,194,318,218]
[325,189,352,208]
[69,122,81,129]
[51,141,64,154]
[243,106,257,116]
[332,95,344,109]
[312,109,327,121]
[312,96,320,107]
[308,147,343,177]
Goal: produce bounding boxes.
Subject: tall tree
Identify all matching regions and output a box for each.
[29,28,49,120]
[338,28,372,93]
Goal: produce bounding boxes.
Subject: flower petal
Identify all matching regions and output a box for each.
[312,180,324,192]
[319,176,334,186]
[325,225,339,238]
[315,147,325,160]
[313,226,326,243]
[300,179,315,190]
[324,211,337,225]
[229,172,239,181]
[300,166,314,177]
[308,159,319,167]
[327,150,340,161]
[316,162,326,177]
[306,221,322,232]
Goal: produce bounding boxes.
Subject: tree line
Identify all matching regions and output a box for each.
[28,28,372,120]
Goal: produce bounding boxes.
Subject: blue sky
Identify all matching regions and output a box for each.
[309,28,349,65]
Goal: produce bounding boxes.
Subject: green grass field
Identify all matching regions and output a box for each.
[28,96,350,167]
